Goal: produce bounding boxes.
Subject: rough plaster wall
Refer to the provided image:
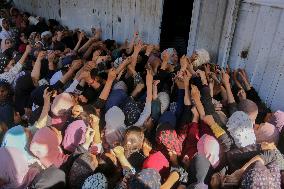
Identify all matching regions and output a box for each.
[61,0,163,44]
[13,0,60,20]
[228,2,284,111]
[14,0,164,44]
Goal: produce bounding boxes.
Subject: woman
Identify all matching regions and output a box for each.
[0,147,39,189]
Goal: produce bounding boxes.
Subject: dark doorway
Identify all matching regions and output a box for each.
[160,0,194,56]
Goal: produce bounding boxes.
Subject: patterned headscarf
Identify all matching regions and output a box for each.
[69,153,98,189]
[241,161,280,189]
[121,98,143,127]
[197,134,220,168]
[82,173,108,189]
[156,128,182,156]
[62,120,87,152]
[226,111,256,148]
[129,168,161,189]
[157,92,170,114]
[268,110,284,132]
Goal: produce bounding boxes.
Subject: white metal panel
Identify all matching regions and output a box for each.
[228,2,284,111]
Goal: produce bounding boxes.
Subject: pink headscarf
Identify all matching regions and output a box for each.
[197,134,220,168]
[30,127,69,168]
[268,110,284,132]
[254,122,280,144]
[62,120,87,152]
[0,147,39,189]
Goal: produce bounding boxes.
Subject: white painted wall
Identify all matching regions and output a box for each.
[228,1,284,111]
[13,0,164,44]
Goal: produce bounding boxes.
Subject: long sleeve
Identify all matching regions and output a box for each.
[134,101,151,128]
[200,86,225,128]
[65,79,79,93]
[0,62,23,84]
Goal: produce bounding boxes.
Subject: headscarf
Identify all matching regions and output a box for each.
[62,120,87,152]
[268,110,284,132]
[129,168,161,189]
[41,31,52,39]
[192,49,210,68]
[197,134,220,168]
[226,111,256,148]
[161,48,176,65]
[51,92,75,116]
[142,151,169,179]
[69,153,98,189]
[121,98,143,126]
[30,166,66,189]
[30,127,69,168]
[254,122,279,144]
[1,125,34,162]
[156,124,182,155]
[157,92,170,114]
[241,161,281,189]
[0,147,39,189]
[82,173,108,189]
[104,106,126,148]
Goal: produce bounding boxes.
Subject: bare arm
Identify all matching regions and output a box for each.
[35,88,51,129]
[31,51,46,86]
[221,70,235,104]
[97,68,116,101]
[73,32,85,52]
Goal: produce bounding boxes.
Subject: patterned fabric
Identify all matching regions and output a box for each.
[0,52,9,73]
[82,173,108,189]
[157,92,170,114]
[121,98,143,127]
[268,110,284,132]
[133,72,143,86]
[226,111,256,148]
[69,153,98,189]
[161,48,176,65]
[192,49,210,68]
[241,161,281,189]
[129,168,161,189]
[0,61,23,84]
[156,129,182,156]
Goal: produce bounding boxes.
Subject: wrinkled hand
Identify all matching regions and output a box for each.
[261,142,276,151]
[153,80,160,87]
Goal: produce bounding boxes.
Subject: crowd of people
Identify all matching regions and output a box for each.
[0,6,284,189]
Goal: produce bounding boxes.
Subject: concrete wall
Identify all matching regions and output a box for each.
[13,0,164,44]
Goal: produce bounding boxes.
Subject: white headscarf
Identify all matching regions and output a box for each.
[226,111,256,148]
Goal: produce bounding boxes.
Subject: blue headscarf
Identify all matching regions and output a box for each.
[1,125,34,161]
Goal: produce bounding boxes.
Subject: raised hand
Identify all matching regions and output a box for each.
[191,84,201,101]
[37,51,47,61]
[107,68,117,81]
